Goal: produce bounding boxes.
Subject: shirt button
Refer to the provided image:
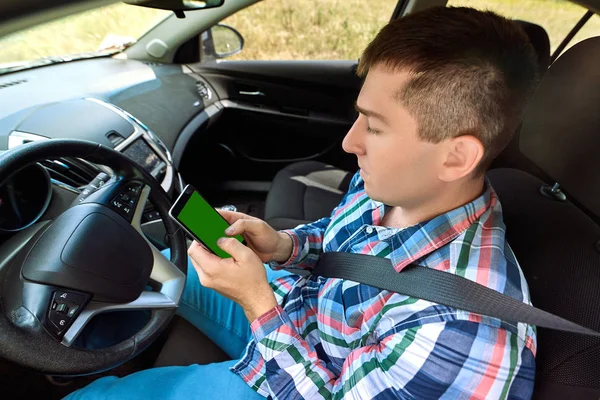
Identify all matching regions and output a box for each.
[366,226,374,234]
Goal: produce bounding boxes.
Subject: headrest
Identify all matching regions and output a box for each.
[515,20,551,74]
[520,37,600,216]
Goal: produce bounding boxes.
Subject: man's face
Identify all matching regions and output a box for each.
[342,66,444,207]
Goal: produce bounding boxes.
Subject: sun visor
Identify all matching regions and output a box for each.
[519,37,600,217]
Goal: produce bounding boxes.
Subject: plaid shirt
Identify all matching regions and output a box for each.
[232,172,536,399]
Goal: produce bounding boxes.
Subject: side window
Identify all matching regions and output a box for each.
[215,0,399,60]
[447,0,599,56]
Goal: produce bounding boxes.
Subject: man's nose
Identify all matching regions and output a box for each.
[342,118,365,155]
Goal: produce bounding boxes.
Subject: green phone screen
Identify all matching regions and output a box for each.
[176,191,243,258]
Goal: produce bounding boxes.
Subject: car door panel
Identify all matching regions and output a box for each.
[180,60,360,185]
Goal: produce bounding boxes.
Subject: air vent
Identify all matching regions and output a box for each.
[143,61,163,67]
[40,157,103,188]
[0,78,28,90]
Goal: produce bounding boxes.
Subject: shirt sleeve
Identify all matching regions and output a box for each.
[269,171,362,272]
[251,309,535,400]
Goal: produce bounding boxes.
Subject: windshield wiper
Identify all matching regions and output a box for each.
[0,57,60,74]
[0,43,134,75]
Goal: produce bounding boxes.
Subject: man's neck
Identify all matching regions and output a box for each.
[382,177,485,229]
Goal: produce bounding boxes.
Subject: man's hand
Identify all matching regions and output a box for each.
[219,210,293,263]
[188,238,278,323]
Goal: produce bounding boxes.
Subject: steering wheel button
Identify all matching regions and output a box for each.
[126,185,141,194]
[48,310,69,332]
[67,306,79,318]
[56,303,69,314]
[112,199,124,209]
[53,291,86,306]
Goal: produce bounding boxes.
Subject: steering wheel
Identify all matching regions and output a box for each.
[0,139,187,375]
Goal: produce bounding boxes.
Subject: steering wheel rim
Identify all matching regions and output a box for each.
[0,139,187,375]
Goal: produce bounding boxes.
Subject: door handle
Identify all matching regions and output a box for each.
[239,90,266,96]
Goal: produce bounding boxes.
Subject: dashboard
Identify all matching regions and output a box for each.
[0,164,51,232]
[0,56,219,240]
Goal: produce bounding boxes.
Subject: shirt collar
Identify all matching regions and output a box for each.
[386,181,496,272]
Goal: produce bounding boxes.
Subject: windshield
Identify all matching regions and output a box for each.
[0,3,171,74]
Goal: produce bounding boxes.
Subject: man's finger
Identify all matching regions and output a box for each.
[217,209,255,225]
[217,237,253,262]
[188,240,221,267]
[189,256,204,276]
[225,219,263,237]
[189,256,214,287]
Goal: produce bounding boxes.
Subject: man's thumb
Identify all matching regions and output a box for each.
[217,237,249,260]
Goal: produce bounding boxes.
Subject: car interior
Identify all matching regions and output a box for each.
[0,0,599,398]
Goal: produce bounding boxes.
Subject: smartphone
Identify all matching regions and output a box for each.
[169,185,243,258]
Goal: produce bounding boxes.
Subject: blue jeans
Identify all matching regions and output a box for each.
[65,250,292,400]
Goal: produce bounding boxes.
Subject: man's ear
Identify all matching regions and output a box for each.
[438,135,485,182]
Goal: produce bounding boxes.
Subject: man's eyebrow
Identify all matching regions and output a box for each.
[354,102,389,126]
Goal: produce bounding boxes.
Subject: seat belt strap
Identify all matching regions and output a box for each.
[312,252,600,336]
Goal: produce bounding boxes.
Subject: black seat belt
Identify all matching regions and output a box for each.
[312,252,600,336]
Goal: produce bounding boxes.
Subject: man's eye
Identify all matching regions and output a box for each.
[367,126,381,134]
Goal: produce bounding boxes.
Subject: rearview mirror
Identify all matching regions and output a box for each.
[123,0,224,11]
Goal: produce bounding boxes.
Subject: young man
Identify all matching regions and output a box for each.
[68,6,538,400]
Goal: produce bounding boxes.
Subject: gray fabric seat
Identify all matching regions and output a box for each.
[265,161,353,230]
[516,19,551,75]
[264,20,552,230]
[488,36,600,398]
[488,169,600,399]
